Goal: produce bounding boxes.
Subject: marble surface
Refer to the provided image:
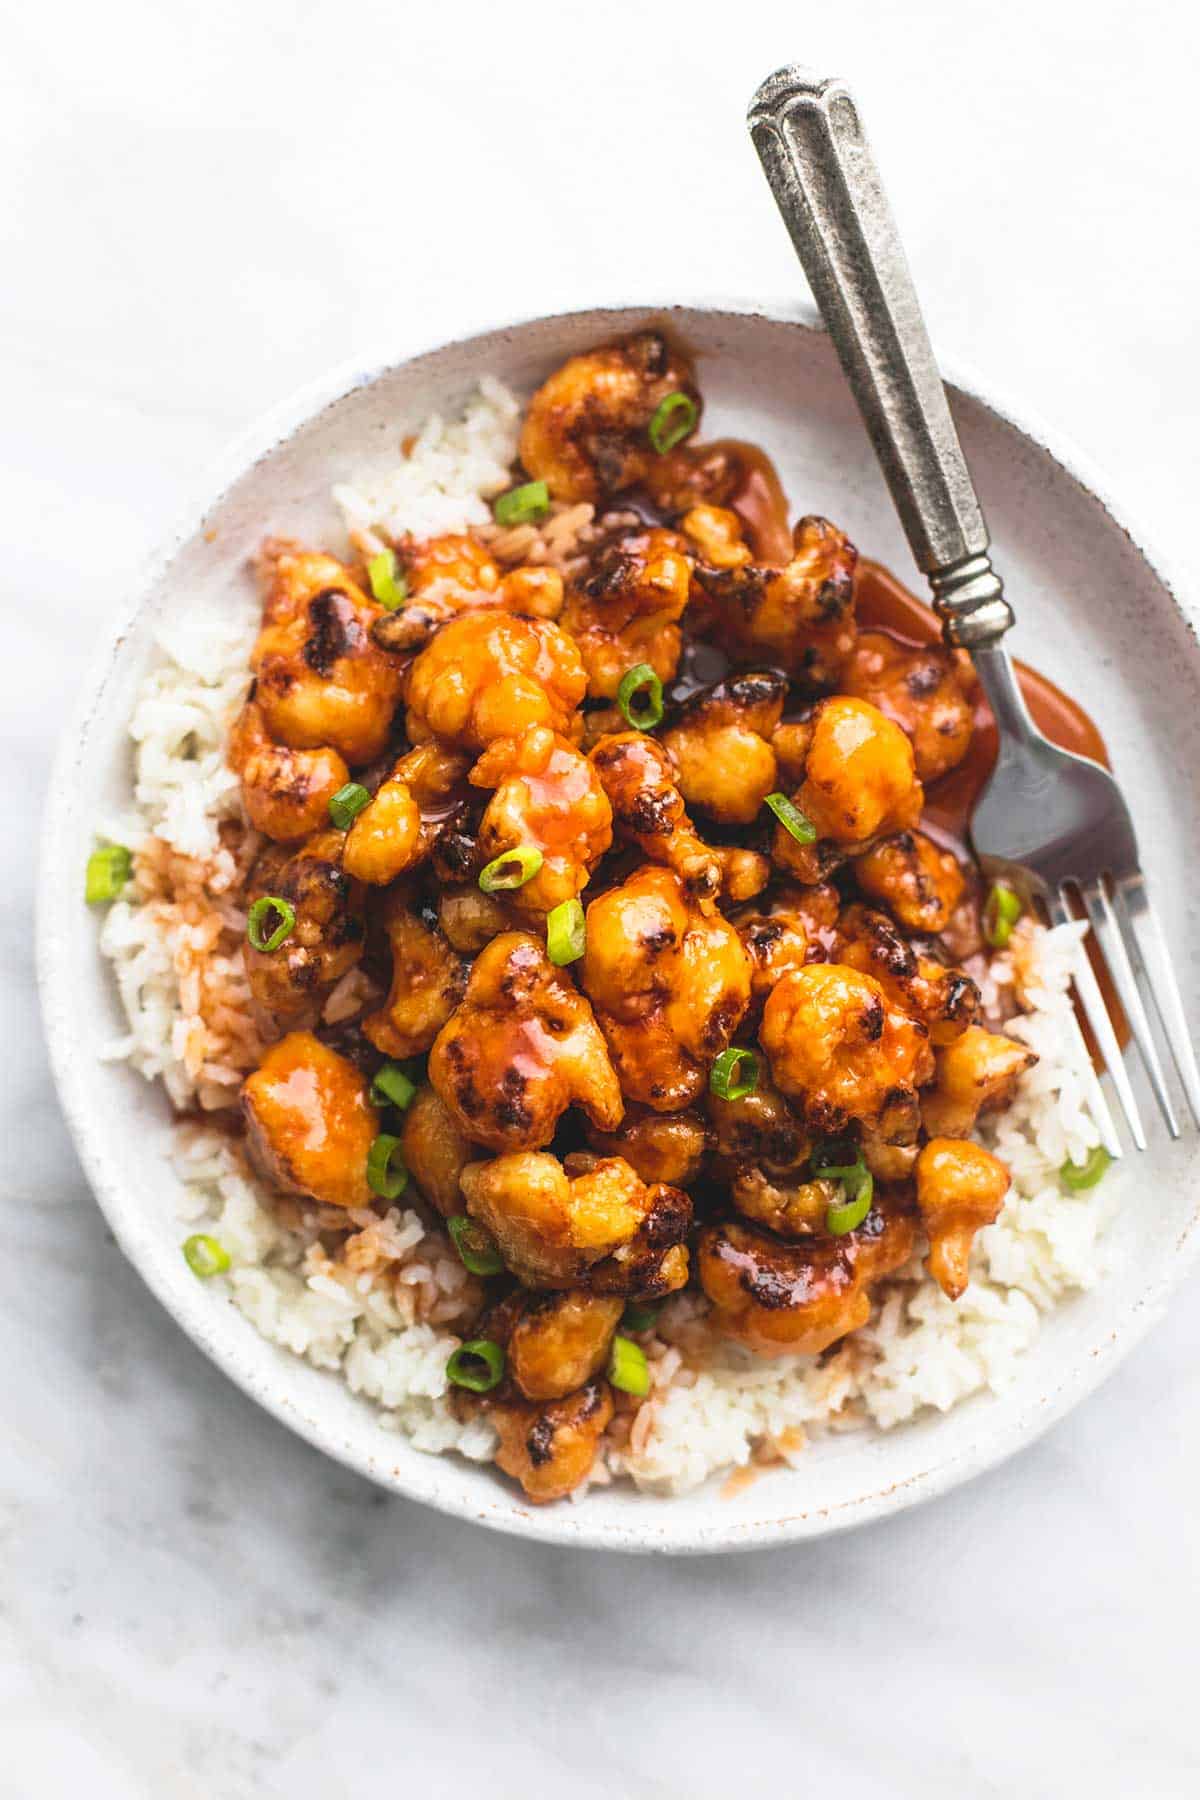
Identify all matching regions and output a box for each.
[5,1,1200,1793]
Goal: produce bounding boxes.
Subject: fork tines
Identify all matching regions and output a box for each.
[1051,877,1200,1151]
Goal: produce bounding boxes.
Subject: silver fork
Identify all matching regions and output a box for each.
[748,65,1200,1153]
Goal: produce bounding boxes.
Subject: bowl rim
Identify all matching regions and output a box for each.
[36,296,1200,1554]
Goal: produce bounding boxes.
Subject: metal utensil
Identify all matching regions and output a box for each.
[748,65,1200,1152]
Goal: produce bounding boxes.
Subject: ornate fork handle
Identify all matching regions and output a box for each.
[748,68,1015,652]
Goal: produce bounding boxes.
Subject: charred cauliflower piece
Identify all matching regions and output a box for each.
[241,1031,377,1210]
[589,730,721,903]
[342,741,472,886]
[251,539,404,766]
[488,1381,614,1504]
[589,731,770,908]
[361,892,465,1060]
[229,698,350,844]
[768,695,924,884]
[399,1084,475,1218]
[760,960,934,1139]
[585,1106,708,1187]
[370,532,563,655]
[840,631,974,783]
[469,725,613,913]
[581,865,752,1112]
[916,1137,1010,1300]
[460,1151,691,1295]
[429,932,622,1151]
[706,1070,833,1237]
[697,1203,916,1357]
[559,524,692,700]
[404,612,587,750]
[503,1290,625,1402]
[834,903,980,1048]
[519,331,699,503]
[921,1026,1037,1139]
[243,832,365,1035]
[660,670,787,825]
[734,888,813,1023]
[853,830,966,936]
[690,514,858,690]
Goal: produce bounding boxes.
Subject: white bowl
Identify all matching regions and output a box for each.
[37,301,1200,1553]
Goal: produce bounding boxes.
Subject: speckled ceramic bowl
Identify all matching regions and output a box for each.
[36,302,1200,1552]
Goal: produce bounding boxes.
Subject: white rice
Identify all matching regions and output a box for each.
[332,374,521,546]
[97,378,1120,1497]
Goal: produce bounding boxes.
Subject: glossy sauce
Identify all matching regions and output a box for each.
[854,559,1111,858]
[717,447,1125,1052]
[705,439,795,565]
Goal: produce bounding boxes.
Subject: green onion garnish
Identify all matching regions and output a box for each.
[709,1046,759,1102]
[246,895,297,953]
[622,1300,660,1333]
[546,898,586,966]
[447,1215,505,1277]
[616,662,664,731]
[983,882,1023,949]
[648,391,698,455]
[764,791,817,845]
[825,1182,874,1236]
[370,1061,417,1112]
[478,845,544,893]
[814,1152,874,1236]
[608,1335,651,1397]
[85,844,132,903]
[492,480,550,527]
[368,547,407,610]
[366,1133,408,1201]
[446,1338,506,1393]
[183,1234,231,1278]
[329,782,372,830]
[1060,1145,1111,1191]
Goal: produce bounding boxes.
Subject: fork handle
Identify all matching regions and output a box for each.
[748,67,1015,649]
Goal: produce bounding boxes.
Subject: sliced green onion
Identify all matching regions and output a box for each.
[183,1233,231,1278]
[492,480,550,527]
[366,1133,408,1200]
[1060,1145,1111,1191]
[329,781,372,830]
[616,662,664,731]
[546,898,586,966]
[447,1214,505,1276]
[370,1061,417,1112]
[825,1183,873,1235]
[478,844,543,893]
[648,391,698,455]
[817,1154,874,1235]
[246,895,296,953]
[983,881,1023,949]
[622,1300,660,1333]
[85,844,132,903]
[608,1334,651,1397]
[446,1338,505,1393]
[764,791,817,845]
[367,547,407,610]
[709,1046,760,1102]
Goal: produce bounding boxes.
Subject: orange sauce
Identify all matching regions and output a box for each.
[707,439,795,565]
[721,1464,764,1499]
[674,431,1122,1047]
[854,559,1111,859]
[855,559,1126,1051]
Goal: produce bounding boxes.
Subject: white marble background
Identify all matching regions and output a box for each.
[4,1,1199,1793]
